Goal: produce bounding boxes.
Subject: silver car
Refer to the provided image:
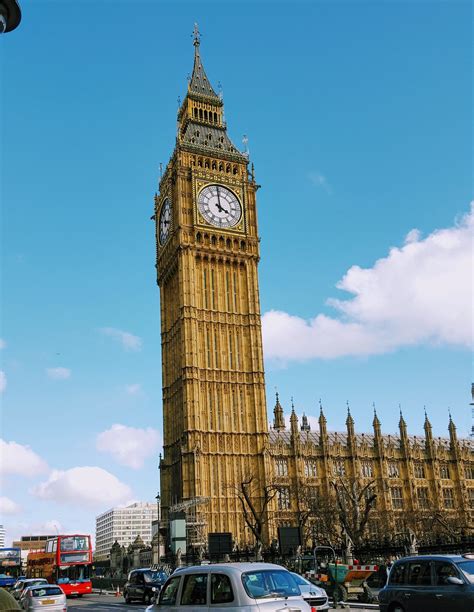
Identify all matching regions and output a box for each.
[291,573,329,610]
[20,584,67,611]
[146,562,311,611]
[11,579,48,600]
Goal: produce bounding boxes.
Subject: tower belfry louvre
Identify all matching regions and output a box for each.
[155,26,269,545]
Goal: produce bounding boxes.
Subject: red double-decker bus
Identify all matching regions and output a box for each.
[27,535,92,596]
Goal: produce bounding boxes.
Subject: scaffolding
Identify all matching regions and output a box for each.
[169,497,210,549]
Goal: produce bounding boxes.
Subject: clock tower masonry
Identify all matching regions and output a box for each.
[154,26,269,547]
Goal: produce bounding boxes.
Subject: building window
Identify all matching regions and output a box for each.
[233,271,238,311]
[214,331,219,368]
[417,487,430,509]
[361,461,374,478]
[414,463,426,479]
[203,269,208,308]
[304,460,318,478]
[225,271,230,310]
[228,332,233,369]
[388,462,400,478]
[333,461,346,477]
[206,328,211,368]
[210,269,216,309]
[275,459,288,477]
[465,465,474,480]
[443,488,454,509]
[391,487,403,509]
[439,463,450,479]
[277,488,290,510]
[364,486,377,508]
[468,489,474,509]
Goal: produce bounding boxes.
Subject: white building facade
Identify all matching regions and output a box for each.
[0,525,5,548]
[95,502,158,560]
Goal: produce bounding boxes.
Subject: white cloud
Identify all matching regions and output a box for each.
[263,205,473,361]
[0,371,6,393]
[96,424,161,469]
[404,228,421,244]
[5,520,64,548]
[0,496,21,515]
[0,440,48,476]
[100,327,142,351]
[0,339,6,349]
[46,367,71,380]
[32,466,132,508]
[125,384,142,395]
[308,171,332,194]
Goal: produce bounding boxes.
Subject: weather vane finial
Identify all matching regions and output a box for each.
[193,23,201,46]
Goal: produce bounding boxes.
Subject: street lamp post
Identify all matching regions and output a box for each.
[0,0,21,33]
[155,492,161,563]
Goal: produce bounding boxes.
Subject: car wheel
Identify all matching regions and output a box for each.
[143,592,152,605]
[390,604,405,612]
[124,592,132,604]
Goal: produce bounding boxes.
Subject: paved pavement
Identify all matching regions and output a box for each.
[67,592,379,611]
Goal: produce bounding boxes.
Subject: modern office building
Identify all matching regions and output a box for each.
[95,502,158,560]
[0,525,5,548]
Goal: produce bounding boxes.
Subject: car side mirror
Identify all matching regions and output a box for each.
[446,576,464,586]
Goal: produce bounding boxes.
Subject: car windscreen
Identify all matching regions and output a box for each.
[242,569,300,599]
[30,587,63,597]
[458,560,474,583]
[144,570,168,583]
[291,573,308,586]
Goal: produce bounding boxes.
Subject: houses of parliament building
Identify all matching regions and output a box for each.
[154,28,473,551]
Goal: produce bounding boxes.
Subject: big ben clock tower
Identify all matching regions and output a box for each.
[154,26,269,546]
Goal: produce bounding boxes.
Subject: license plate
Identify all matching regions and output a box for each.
[41,600,55,605]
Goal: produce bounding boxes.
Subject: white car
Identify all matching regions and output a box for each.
[20,584,67,611]
[291,572,330,610]
[11,579,48,600]
[146,562,312,611]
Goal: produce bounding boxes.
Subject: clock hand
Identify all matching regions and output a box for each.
[216,187,230,214]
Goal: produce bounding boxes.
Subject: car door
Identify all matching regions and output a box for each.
[158,575,182,612]
[209,572,235,611]
[403,560,437,611]
[127,571,136,599]
[135,572,146,601]
[432,560,469,612]
[179,573,209,611]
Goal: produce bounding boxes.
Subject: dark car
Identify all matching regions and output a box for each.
[124,568,168,605]
[379,554,474,612]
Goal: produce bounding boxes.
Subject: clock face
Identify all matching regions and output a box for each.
[159,198,172,245]
[197,184,242,228]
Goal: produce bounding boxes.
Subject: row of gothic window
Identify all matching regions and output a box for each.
[272,485,474,512]
[272,459,474,482]
[191,156,239,174]
[196,233,247,252]
[193,107,219,123]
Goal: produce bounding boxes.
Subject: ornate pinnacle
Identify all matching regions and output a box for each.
[193,22,201,46]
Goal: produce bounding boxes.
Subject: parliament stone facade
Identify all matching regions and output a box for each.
[154,29,473,551]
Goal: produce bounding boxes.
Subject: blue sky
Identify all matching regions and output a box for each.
[1,1,472,545]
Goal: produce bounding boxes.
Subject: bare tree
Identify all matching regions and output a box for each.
[331,478,377,551]
[292,484,342,549]
[227,475,279,560]
[402,508,471,545]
